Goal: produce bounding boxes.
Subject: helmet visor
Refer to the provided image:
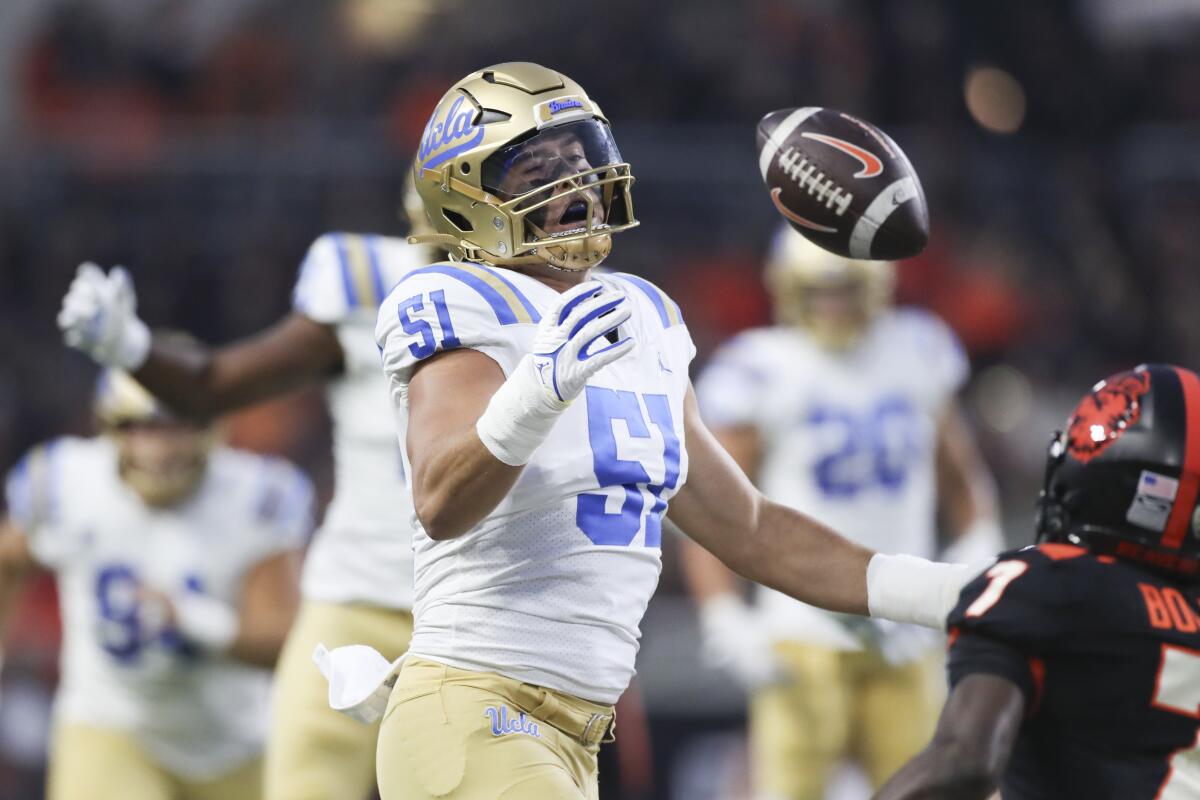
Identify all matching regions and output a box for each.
[481,119,633,240]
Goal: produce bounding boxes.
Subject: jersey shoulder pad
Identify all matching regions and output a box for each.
[4,436,88,531]
[948,544,1096,648]
[695,328,778,428]
[885,308,968,394]
[376,262,540,387]
[292,232,393,323]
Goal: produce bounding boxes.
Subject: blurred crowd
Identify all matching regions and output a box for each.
[1,0,1198,797]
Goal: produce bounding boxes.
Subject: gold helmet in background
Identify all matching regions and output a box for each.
[410,62,638,271]
[765,226,895,350]
[95,369,213,507]
[402,165,446,264]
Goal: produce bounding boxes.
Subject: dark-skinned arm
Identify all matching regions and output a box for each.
[132,314,344,420]
[874,674,1025,800]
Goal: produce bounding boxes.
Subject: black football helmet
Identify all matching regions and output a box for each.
[1036,364,1200,580]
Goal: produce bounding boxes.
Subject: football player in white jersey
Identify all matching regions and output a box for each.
[335,62,987,800]
[54,193,433,799]
[681,229,1004,800]
[0,370,309,800]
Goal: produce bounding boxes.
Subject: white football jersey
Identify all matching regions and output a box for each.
[292,233,426,609]
[697,309,967,653]
[3,437,311,779]
[376,263,695,704]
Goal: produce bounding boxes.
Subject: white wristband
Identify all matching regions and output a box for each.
[867,553,989,630]
[173,592,239,653]
[118,317,152,371]
[475,355,568,466]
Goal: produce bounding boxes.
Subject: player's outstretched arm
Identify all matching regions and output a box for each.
[873,674,1023,800]
[670,385,982,625]
[58,263,344,419]
[133,315,344,419]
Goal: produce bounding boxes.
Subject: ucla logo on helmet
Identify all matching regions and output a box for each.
[419,94,485,171]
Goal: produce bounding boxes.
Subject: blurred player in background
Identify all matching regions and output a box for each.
[0,370,309,800]
[877,364,1200,800]
[54,184,434,800]
[683,229,1004,800]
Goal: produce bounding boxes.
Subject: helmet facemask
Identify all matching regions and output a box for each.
[480,119,634,271]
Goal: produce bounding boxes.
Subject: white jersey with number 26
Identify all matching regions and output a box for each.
[376,263,695,704]
[697,309,967,651]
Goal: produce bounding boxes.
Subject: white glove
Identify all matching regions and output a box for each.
[57,262,151,370]
[867,553,993,630]
[476,280,634,466]
[697,594,787,690]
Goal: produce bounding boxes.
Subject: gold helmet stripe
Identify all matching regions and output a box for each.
[336,234,386,308]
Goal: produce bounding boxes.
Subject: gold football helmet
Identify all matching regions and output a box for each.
[765,226,895,349]
[410,62,637,271]
[95,369,213,507]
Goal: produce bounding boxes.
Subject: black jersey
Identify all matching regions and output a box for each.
[947,543,1200,800]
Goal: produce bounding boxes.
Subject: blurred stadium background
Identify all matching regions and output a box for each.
[1,0,1199,797]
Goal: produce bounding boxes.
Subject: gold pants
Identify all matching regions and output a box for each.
[750,644,942,800]
[264,600,414,800]
[376,657,615,799]
[48,724,262,800]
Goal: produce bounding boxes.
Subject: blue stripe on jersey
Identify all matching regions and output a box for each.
[366,236,388,304]
[334,234,360,308]
[397,265,540,326]
[612,273,682,328]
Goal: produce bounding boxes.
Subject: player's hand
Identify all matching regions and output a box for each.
[698,594,787,690]
[475,280,634,466]
[57,262,151,370]
[528,280,633,408]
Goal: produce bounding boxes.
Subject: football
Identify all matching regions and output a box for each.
[757,107,929,260]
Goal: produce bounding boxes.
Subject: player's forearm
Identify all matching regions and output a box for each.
[738,499,873,615]
[133,315,343,419]
[872,744,998,800]
[411,427,523,540]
